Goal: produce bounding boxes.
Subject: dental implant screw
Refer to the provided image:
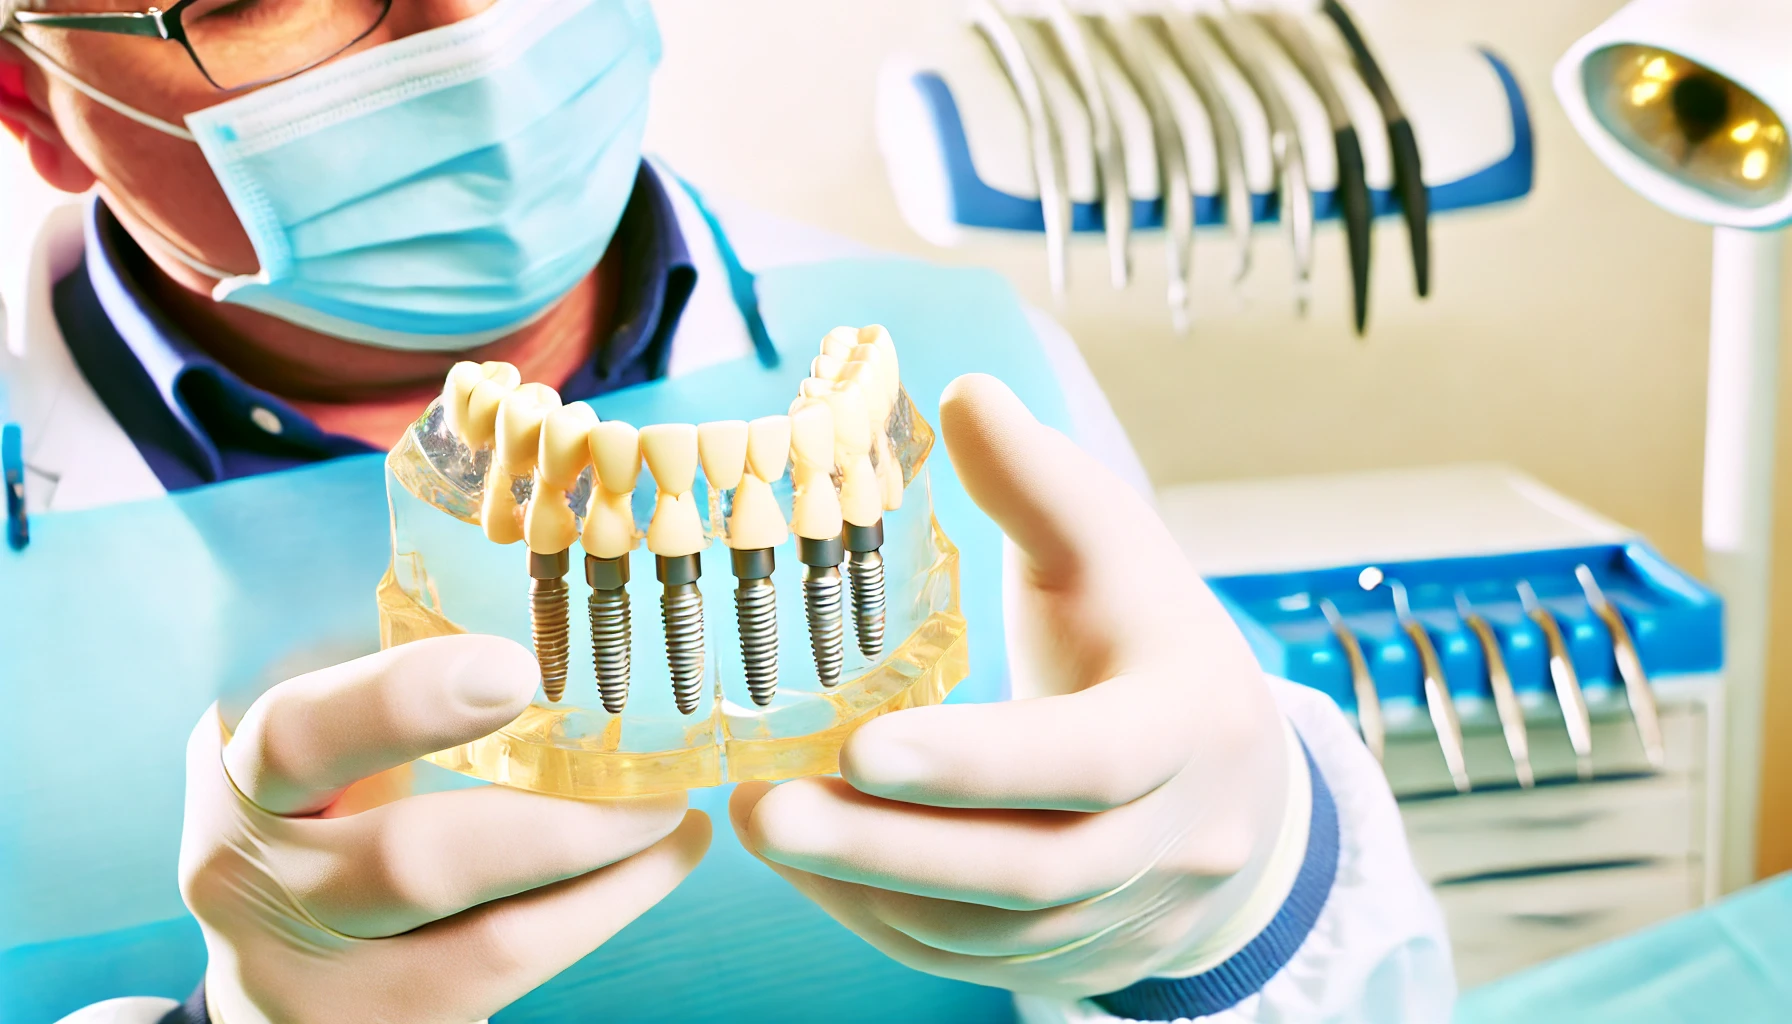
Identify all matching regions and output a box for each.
[844,521,886,660]
[658,553,706,715]
[732,548,780,707]
[586,553,632,714]
[800,536,846,688]
[529,549,572,702]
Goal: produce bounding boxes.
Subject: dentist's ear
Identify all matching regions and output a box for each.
[0,39,97,193]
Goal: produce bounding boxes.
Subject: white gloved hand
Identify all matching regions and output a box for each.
[179,634,711,1024]
[730,374,1309,1002]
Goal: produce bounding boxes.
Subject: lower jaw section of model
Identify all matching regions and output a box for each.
[376,326,968,798]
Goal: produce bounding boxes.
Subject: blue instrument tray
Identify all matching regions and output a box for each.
[1205,543,1723,712]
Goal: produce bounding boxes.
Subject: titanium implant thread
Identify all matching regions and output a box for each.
[804,567,845,688]
[589,588,631,713]
[586,554,632,714]
[799,536,846,688]
[847,551,886,659]
[737,578,779,706]
[658,554,706,715]
[732,548,779,707]
[844,521,887,660]
[528,549,572,702]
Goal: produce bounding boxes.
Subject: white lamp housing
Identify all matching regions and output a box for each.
[1554,0,1792,228]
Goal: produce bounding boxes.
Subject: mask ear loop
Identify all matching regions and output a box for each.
[3,30,245,281]
[1,29,198,141]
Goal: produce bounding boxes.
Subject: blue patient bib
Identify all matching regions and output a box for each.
[0,250,1073,1023]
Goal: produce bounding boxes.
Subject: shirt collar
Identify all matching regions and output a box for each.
[79,164,696,485]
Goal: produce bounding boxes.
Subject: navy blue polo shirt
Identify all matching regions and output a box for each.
[53,168,696,491]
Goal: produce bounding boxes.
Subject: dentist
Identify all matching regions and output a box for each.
[0,1,1450,1021]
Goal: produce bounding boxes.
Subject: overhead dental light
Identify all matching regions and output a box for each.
[1555,0,1792,893]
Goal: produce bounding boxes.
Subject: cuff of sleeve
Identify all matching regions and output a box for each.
[1089,736,1340,1022]
[156,983,209,1024]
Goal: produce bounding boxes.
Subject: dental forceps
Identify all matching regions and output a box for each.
[1320,597,1384,762]
[1518,579,1594,781]
[1099,2,1194,330]
[1456,592,1534,789]
[1156,11,1254,286]
[1207,7,1314,314]
[1321,0,1429,298]
[1576,565,1666,770]
[1037,0,1133,289]
[1371,573,1469,792]
[972,0,1073,295]
[1261,9,1373,335]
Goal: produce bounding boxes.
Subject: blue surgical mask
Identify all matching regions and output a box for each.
[5,0,661,351]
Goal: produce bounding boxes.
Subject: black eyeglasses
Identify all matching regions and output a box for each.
[14,0,395,92]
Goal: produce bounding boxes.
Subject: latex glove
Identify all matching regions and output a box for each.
[731,374,1309,1002]
[179,634,711,1024]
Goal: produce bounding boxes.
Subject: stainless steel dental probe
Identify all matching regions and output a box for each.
[1207,8,1314,314]
[1456,592,1534,789]
[1156,12,1254,285]
[1099,2,1195,330]
[1036,0,1133,289]
[1322,0,1429,298]
[971,0,1072,294]
[1370,574,1469,793]
[1319,597,1384,762]
[1518,579,1594,781]
[1576,565,1666,770]
[1261,10,1373,335]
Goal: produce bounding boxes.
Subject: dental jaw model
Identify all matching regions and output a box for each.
[382,327,967,797]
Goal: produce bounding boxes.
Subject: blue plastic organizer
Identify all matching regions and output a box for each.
[1205,544,1723,713]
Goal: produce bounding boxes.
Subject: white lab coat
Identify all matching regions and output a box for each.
[3,162,1454,1024]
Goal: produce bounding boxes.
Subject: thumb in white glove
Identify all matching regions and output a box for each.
[730,373,1311,1001]
[180,634,711,1024]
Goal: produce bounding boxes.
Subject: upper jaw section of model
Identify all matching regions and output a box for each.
[409,324,930,554]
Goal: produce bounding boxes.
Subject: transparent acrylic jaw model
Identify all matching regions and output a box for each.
[378,327,969,798]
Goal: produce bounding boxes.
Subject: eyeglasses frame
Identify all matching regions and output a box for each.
[12,0,394,91]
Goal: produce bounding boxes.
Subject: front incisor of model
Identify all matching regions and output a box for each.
[698,419,749,492]
[858,324,900,384]
[525,402,596,554]
[840,341,902,511]
[788,398,841,540]
[483,383,559,545]
[823,382,881,529]
[442,360,522,449]
[731,416,791,549]
[641,424,705,558]
[457,361,523,450]
[821,326,859,361]
[582,421,641,558]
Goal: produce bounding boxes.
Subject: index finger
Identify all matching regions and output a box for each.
[940,373,1178,594]
[222,634,538,815]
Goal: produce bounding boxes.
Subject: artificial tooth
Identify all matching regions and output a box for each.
[461,362,521,450]
[642,424,708,715]
[582,419,641,715]
[703,418,781,707]
[824,381,886,660]
[789,396,846,688]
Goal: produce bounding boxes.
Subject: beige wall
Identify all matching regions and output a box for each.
[645,0,1792,874]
